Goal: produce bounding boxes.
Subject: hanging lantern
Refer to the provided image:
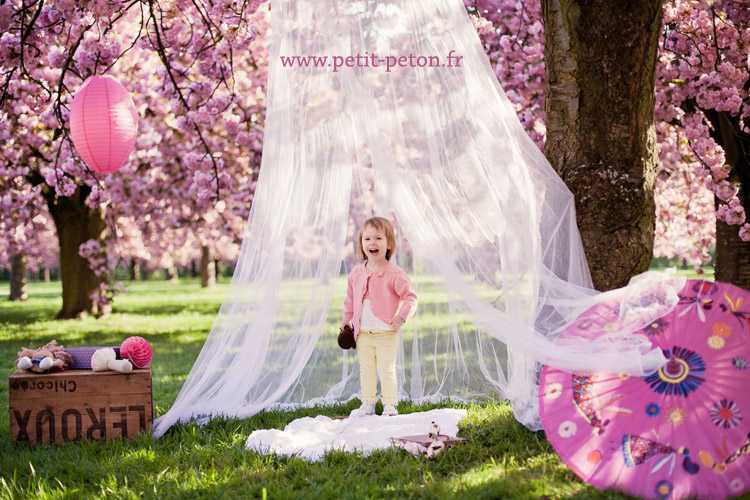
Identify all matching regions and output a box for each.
[69,75,139,173]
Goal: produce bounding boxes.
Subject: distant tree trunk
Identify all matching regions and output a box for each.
[190,260,198,278]
[201,246,215,288]
[700,108,750,289]
[542,0,663,290]
[130,259,141,280]
[9,252,28,301]
[46,185,110,318]
[214,259,221,281]
[42,267,50,282]
[164,263,179,283]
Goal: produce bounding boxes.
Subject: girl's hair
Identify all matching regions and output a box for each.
[357,217,396,261]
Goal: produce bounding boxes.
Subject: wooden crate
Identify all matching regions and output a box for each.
[9,368,153,444]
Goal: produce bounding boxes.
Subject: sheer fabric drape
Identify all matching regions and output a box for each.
[153,0,678,437]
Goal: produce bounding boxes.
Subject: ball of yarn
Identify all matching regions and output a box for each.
[120,336,152,368]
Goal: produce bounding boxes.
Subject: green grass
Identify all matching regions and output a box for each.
[0,275,744,500]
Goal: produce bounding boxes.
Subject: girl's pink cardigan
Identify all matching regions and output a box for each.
[343,261,418,339]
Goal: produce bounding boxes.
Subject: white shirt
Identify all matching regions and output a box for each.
[360,299,392,331]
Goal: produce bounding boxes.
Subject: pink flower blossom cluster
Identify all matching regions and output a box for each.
[465,0,730,263]
[653,122,715,265]
[465,0,547,149]
[657,0,750,247]
[1,0,270,302]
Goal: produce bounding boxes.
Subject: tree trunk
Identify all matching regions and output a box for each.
[46,185,110,318]
[190,260,198,278]
[42,267,50,282]
[542,0,663,290]
[201,246,215,288]
[715,217,750,286]
[164,263,179,283]
[702,108,750,288]
[9,252,28,301]
[214,259,221,281]
[130,259,141,280]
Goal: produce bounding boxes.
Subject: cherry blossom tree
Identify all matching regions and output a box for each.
[469,0,749,287]
[541,0,664,291]
[4,0,749,318]
[466,0,546,150]
[1,0,268,317]
[653,120,715,270]
[656,0,750,286]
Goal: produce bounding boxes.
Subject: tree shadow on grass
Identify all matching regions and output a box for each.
[0,291,62,301]
[112,302,223,317]
[0,401,672,500]
[0,302,60,325]
[150,403,600,499]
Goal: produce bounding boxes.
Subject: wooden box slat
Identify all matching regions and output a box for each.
[9,368,153,444]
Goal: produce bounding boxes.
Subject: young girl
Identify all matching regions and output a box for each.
[342,217,418,417]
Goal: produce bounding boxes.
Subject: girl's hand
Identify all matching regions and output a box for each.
[341,321,353,331]
[389,316,405,331]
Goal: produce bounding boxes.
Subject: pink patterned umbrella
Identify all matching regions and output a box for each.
[540,279,750,499]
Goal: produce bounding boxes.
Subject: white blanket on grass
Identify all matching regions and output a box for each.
[245,408,467,461]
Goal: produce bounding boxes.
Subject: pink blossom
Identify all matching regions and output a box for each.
[1,0,270,303]
[710,164,731,181]
[715,180,739,201]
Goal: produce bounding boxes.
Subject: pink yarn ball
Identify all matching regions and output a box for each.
[120,336,152,368]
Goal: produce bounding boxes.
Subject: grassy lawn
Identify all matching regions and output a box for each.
[0,272,743,500]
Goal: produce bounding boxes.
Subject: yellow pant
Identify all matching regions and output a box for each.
[356,329,399,406]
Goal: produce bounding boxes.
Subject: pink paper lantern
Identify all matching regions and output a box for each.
[69,75,138,173]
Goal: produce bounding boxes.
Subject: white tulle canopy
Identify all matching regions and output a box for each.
[153,0,680,437]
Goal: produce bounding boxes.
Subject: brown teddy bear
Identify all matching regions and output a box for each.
[338,324,356,349]
[16,340,73,374]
